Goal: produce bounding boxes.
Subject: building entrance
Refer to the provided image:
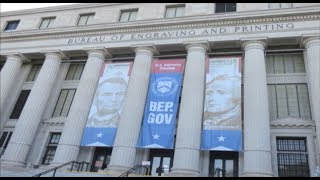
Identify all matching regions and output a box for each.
[209,151,238,177]
[90,147,112,172]
[149,149,174,176]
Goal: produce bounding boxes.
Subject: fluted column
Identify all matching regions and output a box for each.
[107,46,154,173]
[0,55,25,133]
[242,40,273,177]
[50,50,107,166]
[169,43,207,176]
[303,36,320,165]
[0,52,62,167]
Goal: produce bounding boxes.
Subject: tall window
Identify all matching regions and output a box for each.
[26,64,42,81]
[65,63,85,80]
[39,17,55,29]
[119,9,138,22]
[269,3,293,9]
[4,20,20,31]
[42,133,61,165]
[0,131,13,157]
[215,3,236,13]
[165,5,185,18]
[276,137,309,177]
[266,54,305,74]
[77,13,94,26]
[9,90,31,119]
[52,89,76,117]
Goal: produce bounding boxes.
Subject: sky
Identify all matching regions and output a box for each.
[1,3,78,12]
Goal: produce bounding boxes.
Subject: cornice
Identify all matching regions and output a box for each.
[1,6,320,43]
[270,117,315,128]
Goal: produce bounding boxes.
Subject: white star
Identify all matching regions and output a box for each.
[217,136,226,142]
[152,133,160,140]
[97,132,103,138]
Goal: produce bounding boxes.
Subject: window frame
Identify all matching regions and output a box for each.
[269,3,293,9]
[52,89,77,117]
[4,20,20,32]
[77,13,95,26]
[164,5,185,18]
[119,9,139,22]
[42,133,61,165]
[39,17,56,29]
[215,3,237,13]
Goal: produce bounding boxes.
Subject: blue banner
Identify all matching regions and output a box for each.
[137,59,185,149]
[201,57,242,151]
[81,62,132,146]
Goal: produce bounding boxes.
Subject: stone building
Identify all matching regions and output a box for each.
[0,3,319,177]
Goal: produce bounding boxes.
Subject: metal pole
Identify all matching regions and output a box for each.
[52,168,57,177]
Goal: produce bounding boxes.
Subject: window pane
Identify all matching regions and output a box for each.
[9,90,31,119]
[120,11,130,22]
[65,64,77,80]
[274,55,285,74]
[293,54,305,73]
[60,89,76,116]
[4,21,20,31]
[276,85,288,118]
[0,132,8,148]
[78,15,88,25]
[266,55,275,74]
[73,64,85,80]
[268,85,277,120]
[226,3,236,12]
[87,15,94,24]
[269,3,280,9]
[215,3,226,13]
[48,18,55,28]
[39,19,50,29]
[129,11,138,21]
[26,65,38,81]
[165,7,176,18]
[283,55,294,73]
[297,84,311,119]
[286,85,299,117]
[175,6,185,17]
[281,3,292,8]
[52,90,68,117]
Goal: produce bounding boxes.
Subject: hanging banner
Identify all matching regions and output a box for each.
[201,57,242,151]
[81,62,132,146]
[137,59,185,149]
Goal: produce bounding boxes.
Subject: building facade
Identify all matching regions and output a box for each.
[0,3,319,177]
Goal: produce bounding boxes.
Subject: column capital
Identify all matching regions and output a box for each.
[302,35,320,49]
[131,44,158,56]
[183,41,210,53]
[41,50,69,60]
[3,52,30,63]
[241,38,267,51]
[84,47,112,59]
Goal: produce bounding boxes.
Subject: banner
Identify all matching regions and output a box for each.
[137,59,185,149]
[81,62,132,146]
[201,57,242,151]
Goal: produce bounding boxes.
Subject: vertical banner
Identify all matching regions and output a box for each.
[201,57,242,151]
[137,59,185,149]
[81,62,132,146]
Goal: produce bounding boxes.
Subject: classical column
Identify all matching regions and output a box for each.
[170,43,208,176]
[107,46,154,173]
[50,49,107,166]
[0,52,63,167]
[303,36,320,165]
[242,40,273,177]
[0,55,25,133]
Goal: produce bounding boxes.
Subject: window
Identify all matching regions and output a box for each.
[39,17,55,29]
[165,5,185,18]
[26,64,42,81]
[4,20,20,31]
[276,137,309,177]
[119,9,138,22]
[52,89,76,117]
[268,84,311,120]
[269,3,293,9]
[77,13,94,26]
[266,54,305,74]
[215,3,236,13]
[42,133,61,165]
[9,90,31,119]
[65,63,85,80]
[0,131,13,157]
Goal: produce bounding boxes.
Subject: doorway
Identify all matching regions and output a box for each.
[149,149,174,176]
[90,147,112,172]
[209,151,238,177]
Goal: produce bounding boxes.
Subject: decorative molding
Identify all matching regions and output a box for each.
[270,117,315,128]
[1,10,319,43]
[266,74,307,84]
[42,117,66,125]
